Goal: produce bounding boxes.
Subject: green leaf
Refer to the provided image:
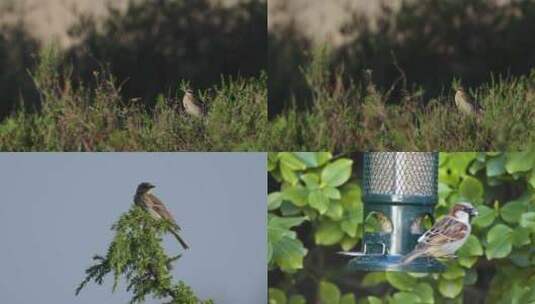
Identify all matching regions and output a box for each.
[280,162,299,185]
[269,288,287,304]
[294,152,332,168]
[458,256,478,268]
[325,201,344,220]
[472,205,497,228]
[321,159,353,187]
[268,153,278,172]
[268,216,308,272]
[283,186,309,207]
[486,154,506,177]
[309,190,330,214]
[279,152,307,170]
[386,272,416,291]
[268,192,284,210]
[339,183,362,208]
[458,176,483,201]
[486,224,513,259]
[520,212,535,232]
[391,292,421,303]
[315,221,345,246]
[458,235,483,257]
[500,200,527,224]
[323,187,341,199]
[269,216,307,230]
[438,278,463,298]
[319,281,340,304]
[341,218,360,237]
[529,170,535,189]
[441,264,465,280]
[340,236,359,251]
[288,295,306,304]
[301,173,320,190]
[340,293,356,304]
[512,227,531,247]
[413,282,434,304]
[505,151,535,173]
[367,296,383,304]
[361,272,386,287]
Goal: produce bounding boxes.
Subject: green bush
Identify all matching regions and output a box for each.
[267,47,535,151]
[0,45,267,151]
[76,206,212,304]
[268,152,535,304]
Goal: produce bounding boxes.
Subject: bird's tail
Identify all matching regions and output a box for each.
[400,249,425,265]
[169,229,189,250]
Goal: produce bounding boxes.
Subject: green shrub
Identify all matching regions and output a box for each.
[268,49,535,150]
[0,45,267,151]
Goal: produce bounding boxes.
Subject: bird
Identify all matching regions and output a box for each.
[454,87,483,117]
[134,182,189,250]
[182,88,205,118]
[400,202,478,265]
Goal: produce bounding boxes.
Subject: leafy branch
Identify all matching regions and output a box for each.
[76,206,212,304]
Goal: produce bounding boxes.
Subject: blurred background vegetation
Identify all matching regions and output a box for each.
[268,0,535,150]
[0,0,266,150]
[268,152,535,304]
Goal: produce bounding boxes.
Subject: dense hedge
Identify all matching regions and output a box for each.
[268,152,535,304]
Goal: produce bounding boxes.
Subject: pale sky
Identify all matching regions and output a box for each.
[0,153,266,304]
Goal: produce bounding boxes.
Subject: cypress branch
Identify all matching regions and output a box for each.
[76,206,212,304]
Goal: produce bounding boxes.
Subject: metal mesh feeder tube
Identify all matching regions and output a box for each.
[346,152,445,273]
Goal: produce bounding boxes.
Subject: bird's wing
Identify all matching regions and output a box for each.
[416,216,468,248]
[146,193,177,224]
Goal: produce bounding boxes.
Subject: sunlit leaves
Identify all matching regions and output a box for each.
[471,204,497,228]
[458,176,483,202]
[315,220,345,245]
[486,224,513,259]
[321,159,353,187]
[438,278,463,298]
[505,151,535,174]
[268,216,308,272]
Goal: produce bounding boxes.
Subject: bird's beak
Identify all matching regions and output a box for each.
[469,207,479,217]
[148,183,155,189]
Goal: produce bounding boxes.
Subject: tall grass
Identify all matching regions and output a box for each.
[268,47,535,151]
[0,46,267,151]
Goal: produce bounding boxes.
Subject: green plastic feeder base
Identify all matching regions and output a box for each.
[347,255,445,273]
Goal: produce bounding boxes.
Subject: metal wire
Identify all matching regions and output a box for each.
[363,152,438,199]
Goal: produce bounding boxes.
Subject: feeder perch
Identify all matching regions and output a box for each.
[346,152,445,273]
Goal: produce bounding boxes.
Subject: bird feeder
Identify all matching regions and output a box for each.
[346,152,445,272]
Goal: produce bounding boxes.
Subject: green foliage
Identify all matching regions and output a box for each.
[0,45,267,151]
[269,152,535,303]
[76,206,212,304]
[267,47,535,150]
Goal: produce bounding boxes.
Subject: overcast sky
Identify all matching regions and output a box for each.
[0,153,266,304]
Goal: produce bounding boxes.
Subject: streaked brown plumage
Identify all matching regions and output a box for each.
[400,202,478,265]
[134,182,189,249]
[182,89,204,118]
[454,87,483,117]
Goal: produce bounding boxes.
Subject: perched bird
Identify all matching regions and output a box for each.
[400,202,478,264]
[454,87,483,117]
[134,182,189,250]
[182,89,205,118]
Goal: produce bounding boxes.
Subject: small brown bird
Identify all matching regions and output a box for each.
[134,182,189,249]
[454,87,483,117]
[400,202,478,265]
[182,89,205,118]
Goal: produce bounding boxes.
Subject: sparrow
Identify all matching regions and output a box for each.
[454,87,483,117]
[182,88,205,118]
[134,182,189,250]
[400,202,478,264]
